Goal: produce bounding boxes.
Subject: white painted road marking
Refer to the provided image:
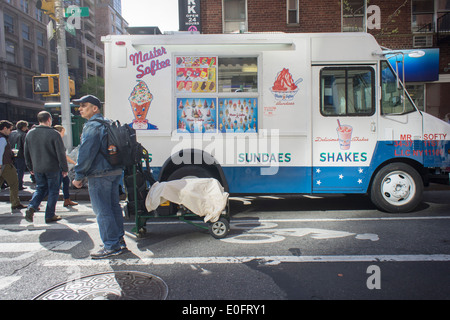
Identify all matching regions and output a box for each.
[0,276,21,291]
[42,254,450,267]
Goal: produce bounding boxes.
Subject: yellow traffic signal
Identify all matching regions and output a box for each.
[33,75,56,95]
[36,0,56,20]
[33,74,75,97]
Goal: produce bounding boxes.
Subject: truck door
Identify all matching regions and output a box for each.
[312,65,378,193]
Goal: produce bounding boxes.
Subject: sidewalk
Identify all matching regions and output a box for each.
[0,173,91,202]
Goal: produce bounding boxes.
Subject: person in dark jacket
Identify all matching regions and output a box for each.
[24,111,68,223]
[8,120,29,190]
[72,95,125,259]
[0,120,25,211]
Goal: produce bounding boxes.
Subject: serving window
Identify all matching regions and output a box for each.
[175,55,259,133]
[217,57,258,93]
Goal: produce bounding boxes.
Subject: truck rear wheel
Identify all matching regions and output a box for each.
[166,165,216,216]
[370,163,423,213]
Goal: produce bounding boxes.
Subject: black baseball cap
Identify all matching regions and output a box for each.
[72,95,101,108]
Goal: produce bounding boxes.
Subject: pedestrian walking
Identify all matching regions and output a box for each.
[53,125,78,207]
[24,111,68,223]
[9,120,29,190]
[71,95,126,259]
[0,120,26,211]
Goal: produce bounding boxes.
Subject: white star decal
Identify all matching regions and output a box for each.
[316,180,322,185]
[357,179,363,184]
[358,168,364,174]
[316,168,321,174]
[339,174,344,179]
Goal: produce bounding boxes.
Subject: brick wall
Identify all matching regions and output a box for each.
[367,0,413,49]
[199,0,449,72]
[200,0,341,34]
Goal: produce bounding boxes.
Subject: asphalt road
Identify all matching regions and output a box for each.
[0,187,449,305]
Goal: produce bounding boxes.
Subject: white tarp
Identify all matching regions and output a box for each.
[145,178,229,222]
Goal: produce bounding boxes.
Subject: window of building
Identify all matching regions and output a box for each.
[38,54,46,73]
[21,0,29,14]
[4,13,15,34]
[287,0,299,24]
[5,41,16,64]
[6,73,19,97]
[175,55,259,133]
[22,23,31,41]
[342,0,366,32]
[223,0,247,33]
[35,7,44,22]
[36,30,45,47]
[437,0,450,32]
[25,76,34,99]
[23,47,33,69]
[412,0,435,32]
[321,67,375,116]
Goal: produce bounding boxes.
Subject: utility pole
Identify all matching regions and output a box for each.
[55,0,73,151]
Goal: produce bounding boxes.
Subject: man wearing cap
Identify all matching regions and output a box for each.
[72,95,126,259]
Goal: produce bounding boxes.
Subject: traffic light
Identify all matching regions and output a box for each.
[36,0,56,20]
[69,78,76,96]
[33,74,75,97]
[33,75,56,95]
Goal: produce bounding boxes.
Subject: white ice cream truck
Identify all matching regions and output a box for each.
[102,32,450,213]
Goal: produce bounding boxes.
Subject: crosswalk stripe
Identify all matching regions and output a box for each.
[42,254,450,267]
[0,241,81,252]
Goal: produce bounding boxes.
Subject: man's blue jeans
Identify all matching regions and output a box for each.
[29,171,61,220]
[14,158,26,189]
[88,174,124,250]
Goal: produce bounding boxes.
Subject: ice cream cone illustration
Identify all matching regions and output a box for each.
[129,80,158,130]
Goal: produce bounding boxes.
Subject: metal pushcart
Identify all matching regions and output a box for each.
[124,149,231,239]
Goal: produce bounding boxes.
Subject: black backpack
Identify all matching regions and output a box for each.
[93,119,139,169]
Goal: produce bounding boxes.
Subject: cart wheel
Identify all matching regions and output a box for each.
[209,218,230,239]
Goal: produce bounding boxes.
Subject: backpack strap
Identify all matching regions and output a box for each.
[91,119,110,160]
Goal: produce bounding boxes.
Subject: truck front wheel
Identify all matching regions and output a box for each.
[370,163,423,213]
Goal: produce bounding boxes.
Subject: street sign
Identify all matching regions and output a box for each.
[65,7,89,17]
[47,20,54,40]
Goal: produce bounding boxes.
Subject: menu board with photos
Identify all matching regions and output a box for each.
[177,98,217,133]
[175,56,217,93]
[218,98,258,133]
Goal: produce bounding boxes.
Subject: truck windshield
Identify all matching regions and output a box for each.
[380,60,417,115]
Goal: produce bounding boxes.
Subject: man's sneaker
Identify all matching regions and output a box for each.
[90,247,123,260]
[100,237,127,250]
[25,207,35,223]
[45,215,62,223]
[119,237,127,250]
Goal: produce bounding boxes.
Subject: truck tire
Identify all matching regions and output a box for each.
[166,165,216,216]
[370,163,423,213]
[167,165,214,181]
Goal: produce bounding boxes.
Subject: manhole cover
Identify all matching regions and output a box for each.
[33,271,168,300]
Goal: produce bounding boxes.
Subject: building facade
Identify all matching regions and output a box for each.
[199,0,450,120]
[0,0,128,123]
